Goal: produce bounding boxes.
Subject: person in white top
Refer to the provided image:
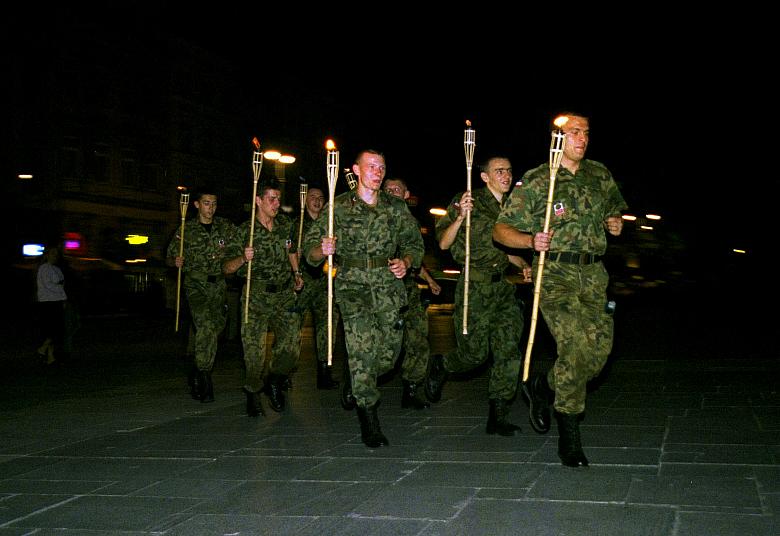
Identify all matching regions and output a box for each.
[36,246,67,365]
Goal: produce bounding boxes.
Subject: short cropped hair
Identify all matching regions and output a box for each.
[354,149,385,165]
[478,156,512,174]
[257,178,281,198]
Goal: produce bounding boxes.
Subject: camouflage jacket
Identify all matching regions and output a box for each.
[436,186,510,273]
[227,214,295,284]
[293,211,325,280]
[166,216,236,277]
[302,190,424,288]
[402,215,425,292]
[496,159,628,255]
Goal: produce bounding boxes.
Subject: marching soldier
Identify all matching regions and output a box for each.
[223,178,304,417]
[166,185,236,403]
[303,150,424,448]
[493,112,627,467]
[292,185,340,389]
[426,156,532,436]
[383,177,441,410]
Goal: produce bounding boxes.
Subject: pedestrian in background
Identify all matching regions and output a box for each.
[493,111,627,467]
[35,245,67,366]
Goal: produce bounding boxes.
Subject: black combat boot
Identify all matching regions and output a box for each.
[486,399,521,436]
[556,411,589,467]
[522,373,553,434]
[264,374,286,412]
[317,361,339,390]
[242,387,265,417]
[340,360,356,410]
[200,371,214,403]
[402,380,430,410]
[188,365,201,400]
[424,354,448,402]
[356,403,389,448]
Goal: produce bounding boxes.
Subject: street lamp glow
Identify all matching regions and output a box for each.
[125,234,149,245]
[429,207,447,216]
[622,214,637,221]
[646,214,661,220]
[278,155,296,164]
[263,151,282,160]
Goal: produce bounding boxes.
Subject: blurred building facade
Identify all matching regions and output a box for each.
[7,21,250,314]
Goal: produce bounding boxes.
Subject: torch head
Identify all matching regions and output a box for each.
[464,119,476,163]
[345,169,357,191]
[553,115,570,130]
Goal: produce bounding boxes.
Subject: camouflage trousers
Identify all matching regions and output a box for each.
[338,279,405,408]
[296,276,341,364]
[538,260,614,415]
[184,280,227,372]
[240,285,302,393]
[446,276,524,401]
[400,283,430,383]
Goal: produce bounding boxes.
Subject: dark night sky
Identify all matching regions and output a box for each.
[9,5,775,267]
[202,21,771,266]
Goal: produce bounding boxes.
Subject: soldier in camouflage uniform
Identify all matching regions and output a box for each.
[383,177,442,410]
[223,178,304,417]
[166,185,236,403]
[493,112,627,467]
[292,186,340,390]
[426,156,532,436]
[303,150,424,448]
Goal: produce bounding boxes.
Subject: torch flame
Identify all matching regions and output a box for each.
[465,120,472,128]
[326,139,336,150]
[252,137,260,149]
[553,116,569,129]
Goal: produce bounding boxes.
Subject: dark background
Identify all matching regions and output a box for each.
[6,4,775,281]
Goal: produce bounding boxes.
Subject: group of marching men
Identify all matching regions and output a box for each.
[168,112,627,467]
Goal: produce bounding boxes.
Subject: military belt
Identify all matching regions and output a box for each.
[187,272,224,283]
[338,255,388,269]
[255,281,287,293]
[468,269,504,283]
[544,252,602,265]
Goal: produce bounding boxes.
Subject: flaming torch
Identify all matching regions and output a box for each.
[462,119,476,334]
[244,137,263,324]
[325,139,339,366]
[297,182,308,254]
[174,189,189,332]
[522,115,568,382]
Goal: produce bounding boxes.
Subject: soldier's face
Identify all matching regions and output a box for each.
[481,158,513,194]
[195,195,217,223]
[257,189,281,219]
[561,116,589,163]
[354,153,386,192]
[306,189,325,214]
[383,180,408,200]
